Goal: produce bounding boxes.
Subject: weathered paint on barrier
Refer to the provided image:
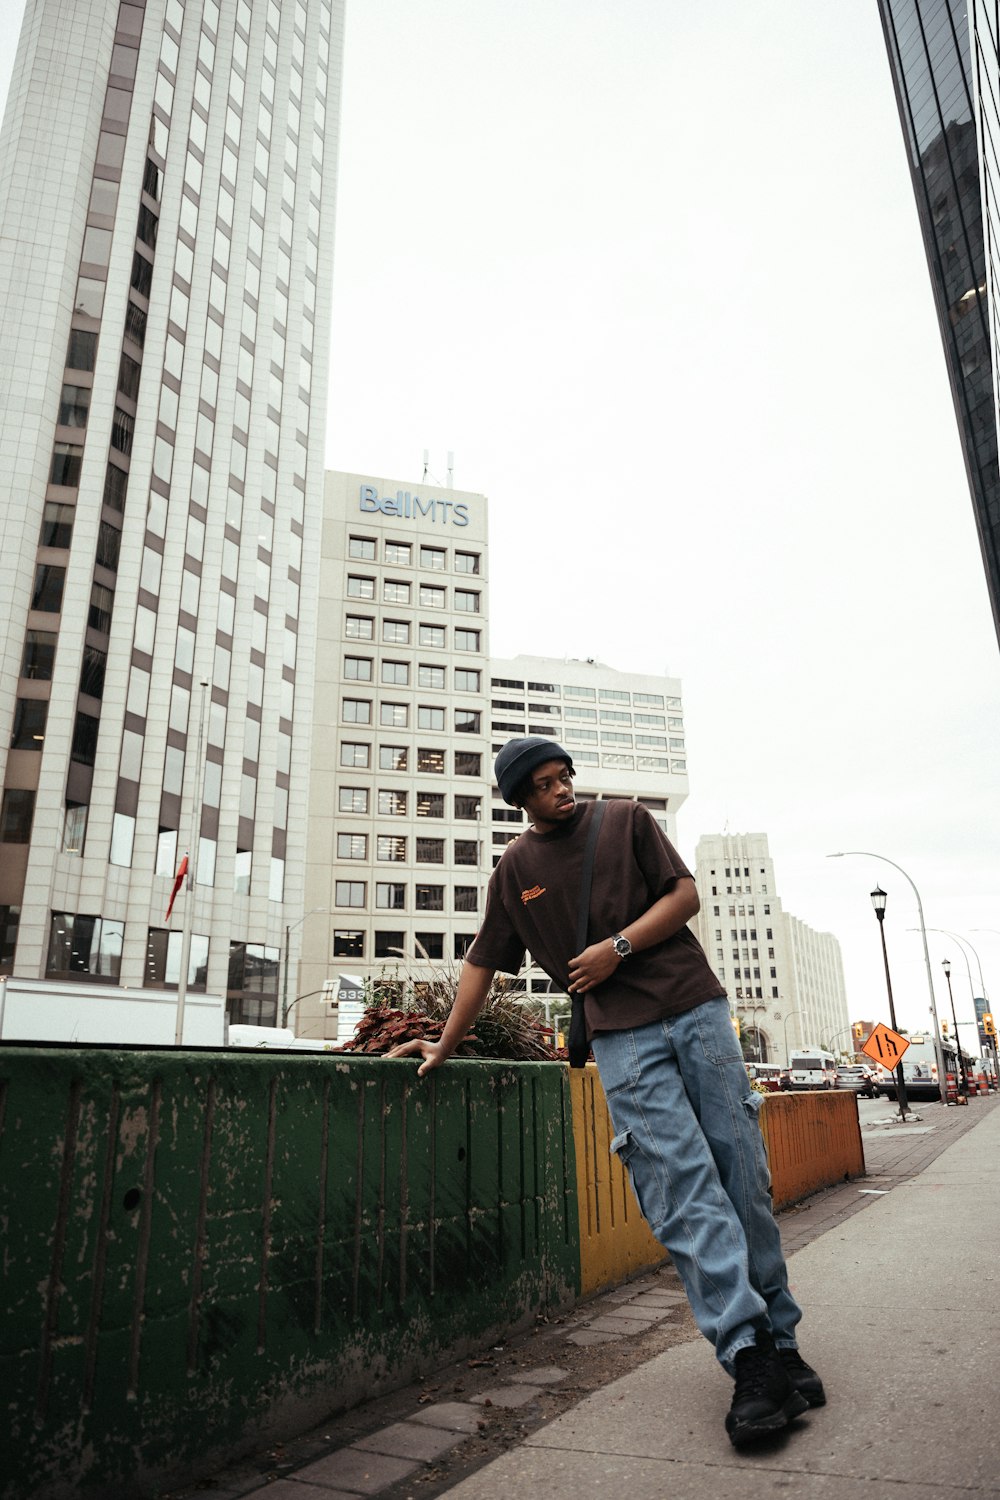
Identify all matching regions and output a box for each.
[0,1048,579,1500]
[569,1065,667,1295]
[759,1088,865,1209]
[0,1049,863,1500]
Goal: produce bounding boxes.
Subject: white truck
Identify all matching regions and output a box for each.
[0,976,227,1046]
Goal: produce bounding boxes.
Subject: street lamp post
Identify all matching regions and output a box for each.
[782,1008,805,1067]
[941,961,969,1096]
[870,887,910,1120]
[281,908,328,1028]
[828,852,947,1106]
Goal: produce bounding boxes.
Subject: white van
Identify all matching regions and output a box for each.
[788,1048,837,1090]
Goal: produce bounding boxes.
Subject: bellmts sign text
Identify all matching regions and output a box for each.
[359,486,470,527]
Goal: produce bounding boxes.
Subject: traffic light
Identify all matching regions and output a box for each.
[942,1020,949,1036]
[984,1013,996,1038]
[732,1014,741,1038]
[852,1022,864,1041]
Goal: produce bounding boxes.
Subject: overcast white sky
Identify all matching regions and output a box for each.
[3,0,999,1041]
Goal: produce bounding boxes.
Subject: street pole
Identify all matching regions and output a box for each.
[280,908,328,1028]
[870,888,910,1120]
[828,852,947,1107]
[782,1008,805,1067]
[942,961,969,1096]
[174,680,208,1046]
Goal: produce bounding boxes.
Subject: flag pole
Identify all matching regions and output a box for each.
[174,680,209,1045]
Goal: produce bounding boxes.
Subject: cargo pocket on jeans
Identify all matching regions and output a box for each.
[741,1091,764,1119]
[609,1128,660,1227]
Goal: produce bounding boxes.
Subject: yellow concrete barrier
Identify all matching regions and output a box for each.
[569,1065,667,1296]
[570,1070,866,1294]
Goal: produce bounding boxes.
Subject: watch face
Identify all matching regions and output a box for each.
[614,936,631,957]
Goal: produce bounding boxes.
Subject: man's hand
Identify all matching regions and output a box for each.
[384,1037,449,1077]
[567,939,621,995]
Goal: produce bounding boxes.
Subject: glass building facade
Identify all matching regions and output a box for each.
[878,0,1000,647]
[0,0,343,1019]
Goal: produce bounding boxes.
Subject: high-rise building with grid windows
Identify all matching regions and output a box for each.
[0,0,343,1021]
[877,0,1000,647]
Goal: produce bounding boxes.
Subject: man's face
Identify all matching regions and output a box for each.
[519,759,576,831]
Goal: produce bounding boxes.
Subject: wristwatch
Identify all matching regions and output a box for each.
[610,933,632,961]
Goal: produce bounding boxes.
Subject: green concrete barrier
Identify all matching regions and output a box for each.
[0,1048,579,1500]
[0,1048,863,1499]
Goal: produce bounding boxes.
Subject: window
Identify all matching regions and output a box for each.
[345,614,374,640]
[564,684,595,701]
[454,933,476,959]
[416,837,444,862]
[334,880,366,908]
[0,789,35,843]
[71,712,100,766]
[376,882,405,909]
[342,698,371,723]
[455,751,481,776]
[10,698,47,750]
[382,619,410,644]
[454,886,478,912]
[46,912,124,980]
[21,631,57,680]
[455,668,480,691]
[414,932,444,959]
[635,693,665,706]
[419,624,446,647]
[348,535,376,559]
[455,550,480,574]
[415,884,444,911]
[31,565,65,613]
[89,583,114,634]
[420,546,445,569]
[337,833,368,859]
[339,787,369,814]
[418,706,445,731]
[381,660,409,686]
[454,839,478,864]
[379,744,407,771]
[455,710,481,733]
[40,501,75,549]
[374,930,404,958]
[455,590,480,613]
[385,541,411,564]
[417,791,444,817]
[380,702,408,727]
[378,789,407,815]
[417,748,445,774]
[452,795,480,821]
[340,742,370,768]
[344,656,372,681]
[419,584,445,608]
[383,579,410,604]
[378,835,406,861]
[67,329,98,371]
[333,931,364,958]
[600,689,630,704]
[58,383,91,429]
[418,664,446,689]
[455,628,480,652]
[50,444,84,487]
[347,575,375,598]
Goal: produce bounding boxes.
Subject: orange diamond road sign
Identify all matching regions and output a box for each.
[861,1022,910,1069]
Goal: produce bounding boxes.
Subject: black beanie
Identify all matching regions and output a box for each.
[494,736,574,806]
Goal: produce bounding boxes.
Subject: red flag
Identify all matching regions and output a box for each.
[165,853,189,923]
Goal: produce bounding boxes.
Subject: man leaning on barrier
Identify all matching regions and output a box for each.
[387,736,826,1447]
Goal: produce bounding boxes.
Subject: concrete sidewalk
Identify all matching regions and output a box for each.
[436,1101,1000,1500]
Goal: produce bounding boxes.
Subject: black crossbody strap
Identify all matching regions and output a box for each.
[568,800,608,1068]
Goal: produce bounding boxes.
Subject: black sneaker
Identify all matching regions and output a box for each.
[778,1347,826,1407]
[725,1330,809,1447]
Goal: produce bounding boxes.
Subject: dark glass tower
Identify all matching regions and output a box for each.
[877,0,1000,649]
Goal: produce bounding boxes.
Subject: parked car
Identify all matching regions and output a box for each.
[835,1064,878,1098]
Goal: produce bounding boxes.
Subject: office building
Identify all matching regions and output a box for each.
[877,0,1000,647]
[0,0,344,1020]
[692,832,849,1064]
[295,471,491,1040]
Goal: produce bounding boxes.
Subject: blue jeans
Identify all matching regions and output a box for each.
[590,998,802,1372]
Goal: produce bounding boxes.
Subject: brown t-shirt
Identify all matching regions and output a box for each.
[467,800,724,1036]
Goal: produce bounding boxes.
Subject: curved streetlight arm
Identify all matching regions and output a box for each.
[827,852,948,1104]
[782,1008,805,1066]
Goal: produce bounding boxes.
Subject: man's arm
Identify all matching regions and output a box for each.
[384,959,495,1076]
[566,876,700,994]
